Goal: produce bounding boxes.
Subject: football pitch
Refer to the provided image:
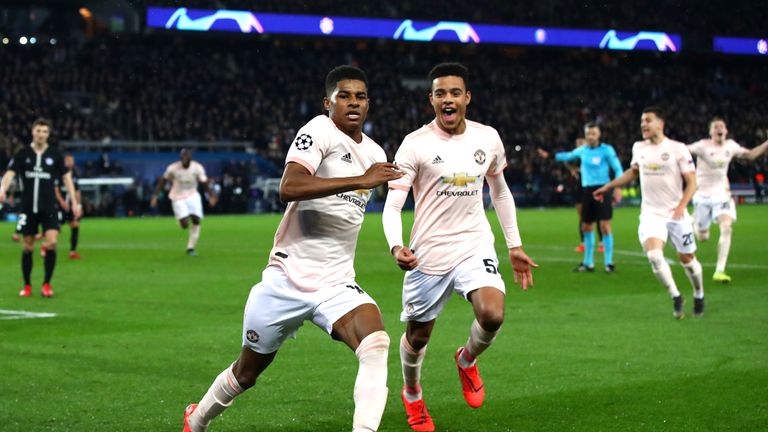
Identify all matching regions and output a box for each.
[1,206,766,431]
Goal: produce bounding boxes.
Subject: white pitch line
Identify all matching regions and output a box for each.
[0,309,58,321]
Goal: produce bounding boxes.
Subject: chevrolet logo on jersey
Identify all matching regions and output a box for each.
[644,164,661,171]
[441,173,478,187]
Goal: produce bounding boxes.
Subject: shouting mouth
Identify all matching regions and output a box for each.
[441,107,457,123]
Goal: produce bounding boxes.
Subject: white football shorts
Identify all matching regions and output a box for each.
[638,212,696,254]
[692,194,737,231]
[401,245,505,322]
[242,265,378,354]
[171,192,203,220]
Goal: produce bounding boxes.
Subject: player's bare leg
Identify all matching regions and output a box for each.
[184,347,276,432]
[401,320,435,431]
[713,215,733,283]
[19,234,35,297]
[332,304,389,432]
[643,238,684,319]
[187,215,201,256]
[680,252,704,317]
[456,287,504,408]
[41,229,59,297]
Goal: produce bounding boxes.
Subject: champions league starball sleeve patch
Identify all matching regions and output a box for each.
[293,134,314,151]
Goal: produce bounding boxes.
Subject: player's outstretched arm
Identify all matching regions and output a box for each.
[279,161,403,202]
[509,247,538,291]
[594,167,638,201]
[383,187,418,271]
[0,170,16,202]
[743,140,768,161]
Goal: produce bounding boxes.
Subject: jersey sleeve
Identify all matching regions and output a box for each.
[687,140,703,156]
[163,164,175,180]
[56,153,69,176]
[677,144,696,174]
[389,139,418,191]
[486,130,508,177]
[285,120,330,175]
[730,141,750,158]
[196,163,208,183]
[630,143,640,168]
[554,146,582,162]
[7,151,22,172]
[606,145,624,179]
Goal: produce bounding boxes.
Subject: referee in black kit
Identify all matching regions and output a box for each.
[0,119,81,297]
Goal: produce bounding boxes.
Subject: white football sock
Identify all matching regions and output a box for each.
[400,333,426,403]
[459,319,498,368]
[647,249,680,298]
[353,331,389,432]
[716,222,732,273]
[187,224,201,249]
[683,258,704,299]
[189,365,244,431]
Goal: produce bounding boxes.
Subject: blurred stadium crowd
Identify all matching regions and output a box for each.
[1,0,767,215]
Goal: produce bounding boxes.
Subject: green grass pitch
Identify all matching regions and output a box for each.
[1,206,766,431]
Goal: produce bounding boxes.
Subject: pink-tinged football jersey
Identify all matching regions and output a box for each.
[164,161,207,201]
[268,115,387,292]
[688,139,749,198]
[630,138,695,218]
[389,119,508,274]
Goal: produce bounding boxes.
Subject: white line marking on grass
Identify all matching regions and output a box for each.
[521,244,768,269]
[0,309,58,320]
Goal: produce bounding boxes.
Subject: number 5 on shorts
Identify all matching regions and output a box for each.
[483,258,498,274]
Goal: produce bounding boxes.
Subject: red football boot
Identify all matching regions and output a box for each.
[41,283,54,298]
[401,388,435,432]
[455,348,485,408]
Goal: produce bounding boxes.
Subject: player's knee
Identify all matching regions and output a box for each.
[646,249,665,270]
[476,308,505,332]
[678,253,695,265]
[407,332,431,351]
[45,241,57,250]
[179,220,189,229]
[356,330,390,362]
[232,364,257,390]
[696,229,710,241]
[719,221,733,236]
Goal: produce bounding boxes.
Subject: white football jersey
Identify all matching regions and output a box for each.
[268,115,387,292]
[630,138,695,219]
[688,139,749,198]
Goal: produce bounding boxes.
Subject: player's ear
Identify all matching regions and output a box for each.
[323,97,331,111]
[465,90,472,106]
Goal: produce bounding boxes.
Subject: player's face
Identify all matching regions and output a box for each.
[180,150,192,167]
[64,156,74,168]
[640,112,663,140]
[584,127,601,146]
[32,125,50,145]
[324,79,369,140]
[429,75,471,135]
[709,120,728,143]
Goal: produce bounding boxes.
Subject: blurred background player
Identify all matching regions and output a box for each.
[383,62,537,432]
[595,107,704,319]
[538,122,623,272]
[182,66,403,432]
[687,118,768,283]
[53,153,83,259]
[0,119,81,297]
[150,149,217,256]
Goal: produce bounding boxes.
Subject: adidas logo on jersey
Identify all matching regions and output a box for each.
[432,155,444,164]
[341,153,352,163]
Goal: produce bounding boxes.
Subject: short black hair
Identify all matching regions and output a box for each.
[32,118,52,129]
[584,121,600,130]
[325,65,368,97]
[428,62,469,88]
[642,106,665,120]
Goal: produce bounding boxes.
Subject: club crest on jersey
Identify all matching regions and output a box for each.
[293,134,313,151]
[45,157,54,166]
[246,330,260,343]
[442,173,478,187]
[474,149,486,165]
[661,152,670,161]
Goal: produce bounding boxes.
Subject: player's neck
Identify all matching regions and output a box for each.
[31,142,48,153]
[436,119,467,136]
[649,134,665,145]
